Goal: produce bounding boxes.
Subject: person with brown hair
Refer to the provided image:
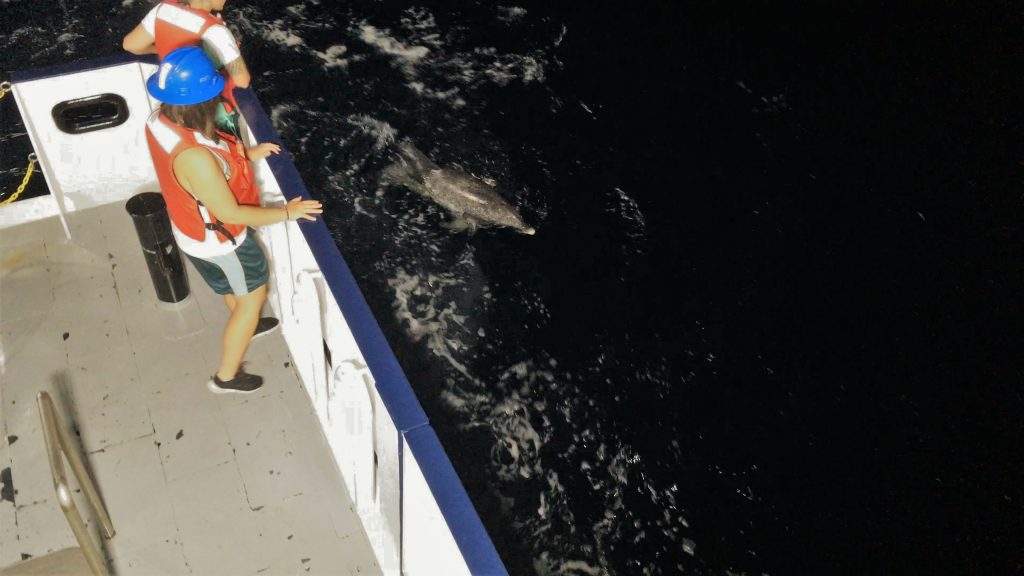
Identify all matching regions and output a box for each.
[145,47,322,394]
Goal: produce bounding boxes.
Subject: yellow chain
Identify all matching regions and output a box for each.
[0,154,38,207]
[1,81,40,206]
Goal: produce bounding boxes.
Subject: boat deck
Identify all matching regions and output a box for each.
[0,200,381,575]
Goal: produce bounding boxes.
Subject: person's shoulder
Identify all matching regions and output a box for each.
[175,145,220,171]
[203,20,238,38]
[140,2,162,29]
[201,21,242,62]
[177,144,216,160]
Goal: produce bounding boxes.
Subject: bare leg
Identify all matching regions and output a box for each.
[216,284,267,381]
[224,294,237,312]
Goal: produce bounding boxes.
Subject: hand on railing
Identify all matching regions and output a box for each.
[284,197,322,222]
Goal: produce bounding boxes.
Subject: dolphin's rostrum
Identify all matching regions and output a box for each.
[380,140,536,235]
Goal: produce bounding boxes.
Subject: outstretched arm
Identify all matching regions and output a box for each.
[174,148,322,226]
[123,23,157,55]
[246,142,280,162]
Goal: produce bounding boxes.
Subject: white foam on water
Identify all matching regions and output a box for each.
[351,195,375,217]
[358,23,430,69]
[603,187,647,261]
[610,187,645,230]
[497,6,528,23]
[406,81,467,107]
[269,103,300,129]
[470,47,547,86]
[230,5,266,39]
[408,45,549,106]
[229,5,349,82]
[313,44,349,69]
[533,554,603,576]
[556,560,603,575]
[8,26,44,43]
[262,18,308,49]
[268,103,322,157]
[350,6,553,111]
[387,261,482,381]
[554,25,568,47]
[399,6,443,49]
[345,114,397,151]
[376,207,692,573]
[486,384,548,481]
[0,166,28,177]
[496,57,543,85]
[22,22,82,60]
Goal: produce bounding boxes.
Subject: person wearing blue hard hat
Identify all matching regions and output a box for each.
[125,0,251,136]
[147,45,226,105]
[144,47,322,395]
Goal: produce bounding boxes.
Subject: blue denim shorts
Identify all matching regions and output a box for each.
[185,230,269,296]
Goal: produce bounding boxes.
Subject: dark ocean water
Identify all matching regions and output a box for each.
[3,1,1023,574]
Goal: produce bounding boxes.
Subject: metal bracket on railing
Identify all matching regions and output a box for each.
[37,391,115,576]
[329,359,371,423]
[291,269,329,415]
[290,269,323,318]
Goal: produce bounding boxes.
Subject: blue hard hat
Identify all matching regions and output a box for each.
[146,47,225,105]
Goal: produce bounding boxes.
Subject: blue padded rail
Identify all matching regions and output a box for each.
[405,426,508,576]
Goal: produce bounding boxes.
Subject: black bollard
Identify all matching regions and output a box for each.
[125,192,190,304]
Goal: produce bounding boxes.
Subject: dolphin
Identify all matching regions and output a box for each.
[380,140,536,235]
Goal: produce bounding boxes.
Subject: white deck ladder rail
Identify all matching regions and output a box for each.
[35,392,116,576]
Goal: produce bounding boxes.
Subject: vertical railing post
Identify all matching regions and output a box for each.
[291,269,327,416]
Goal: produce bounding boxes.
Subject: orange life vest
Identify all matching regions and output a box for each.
[153,1,222,60]
[145,110,259,244]
[152,1,238,105]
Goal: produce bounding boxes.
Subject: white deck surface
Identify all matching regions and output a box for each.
[0,201,381,575]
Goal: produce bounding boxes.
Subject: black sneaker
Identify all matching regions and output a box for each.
[208,370,264,394]
[252,317,280,340]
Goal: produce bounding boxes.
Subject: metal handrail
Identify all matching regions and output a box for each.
[36,392,115,576]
